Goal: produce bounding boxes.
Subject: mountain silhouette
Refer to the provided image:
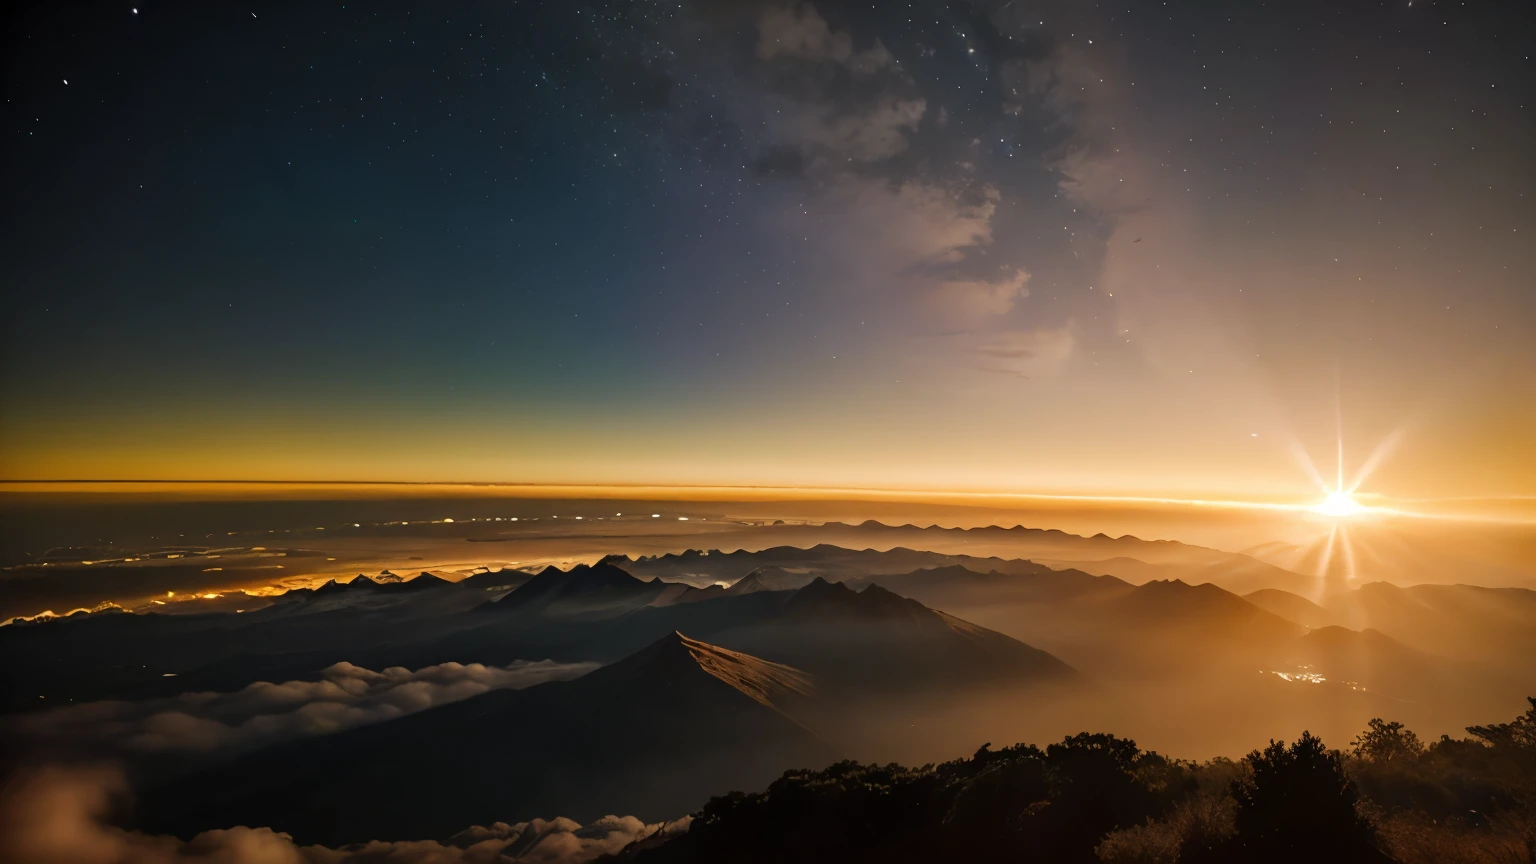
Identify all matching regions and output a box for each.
[784,577,932,620]
[1277,626,1443,699]
[455,567,535,593]
[1242,587,1334,628]
[725,566,817,595]
[703,577,1080,691]
[492,561,668,618]
[137,632,836,846]
[1325,582,1536,667]
[607,544,1053,587]
[845,563,1128,607]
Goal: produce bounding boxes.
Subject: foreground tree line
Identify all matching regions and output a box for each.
[621,699,1536,863]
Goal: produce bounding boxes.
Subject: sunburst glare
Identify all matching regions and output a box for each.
[1314,490,1366,518]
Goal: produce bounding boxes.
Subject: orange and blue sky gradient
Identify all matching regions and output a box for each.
[1,1,1531,504]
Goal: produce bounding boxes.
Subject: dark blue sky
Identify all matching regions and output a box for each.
[2,1,1532,497]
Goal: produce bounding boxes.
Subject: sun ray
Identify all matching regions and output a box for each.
[1288,437,1331,494]
[1338,523,1359,581]
[1347,426,1408,494]
[1316,523,1338,579]
[1335,397,1345,495]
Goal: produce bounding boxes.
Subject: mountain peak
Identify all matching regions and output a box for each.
[726,566,815,596]
[493,560,663,615]
[1136,578,1192,590]
[458,568,536,593]
[601,631,817,710]
[785,577,931,620]
[394,573,451,591]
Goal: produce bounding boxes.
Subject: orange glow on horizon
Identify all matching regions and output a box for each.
[3,479,1532,526]
[1313,491,1367,518]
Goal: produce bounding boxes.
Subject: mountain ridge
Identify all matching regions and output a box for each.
[136,632,838,846]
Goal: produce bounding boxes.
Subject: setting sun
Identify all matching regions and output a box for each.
[1314,490,1366,518]
[3,0,1533,860]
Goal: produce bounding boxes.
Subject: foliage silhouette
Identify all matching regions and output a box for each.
[1353,719,1424,764]
[1222,731,1387,863]
[619,699,1536,863]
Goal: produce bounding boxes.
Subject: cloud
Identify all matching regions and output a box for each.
[1020,40,1166,242]
[9,659,598,758]
[659,2,1073,350]
[807,177,997,274]
[974,325,1077,378]
[924,269,1031,330]
[0,765,690,864]
[735,3,995,290]
[756,3,887,66]
[781,95,925,163]
[753,2,925,164]
[1015,33,1272,389]
[736,4,1048,339]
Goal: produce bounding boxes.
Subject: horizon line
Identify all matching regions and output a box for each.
[4,478,1530,507]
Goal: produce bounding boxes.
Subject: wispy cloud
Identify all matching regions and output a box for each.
[973,325,1077,378]
[0,764,689,864]
[9,659,597,758]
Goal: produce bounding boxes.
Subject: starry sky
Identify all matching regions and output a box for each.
[2,0,1532,499]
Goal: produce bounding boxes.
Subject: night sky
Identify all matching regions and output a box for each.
[2,1,1532,498]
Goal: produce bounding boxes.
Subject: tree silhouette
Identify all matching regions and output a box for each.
[1227,732,1386,863]
[1352,718,1424,764]
[1467,696,1536,751]
[624,708,1536,863]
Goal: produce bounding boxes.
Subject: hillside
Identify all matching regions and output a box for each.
[136,632,836,846]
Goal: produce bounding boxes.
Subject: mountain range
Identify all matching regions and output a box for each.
[137,631,838,846]
[4,544,1530,782]
[619,521,1328,596]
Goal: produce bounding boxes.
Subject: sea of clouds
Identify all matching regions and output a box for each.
[0,764,690,864]
[9,659,599,757]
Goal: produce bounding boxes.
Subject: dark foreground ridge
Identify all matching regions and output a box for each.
[615,697,1536,864]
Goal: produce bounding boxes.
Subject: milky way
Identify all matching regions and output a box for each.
[2,1,1531,497]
